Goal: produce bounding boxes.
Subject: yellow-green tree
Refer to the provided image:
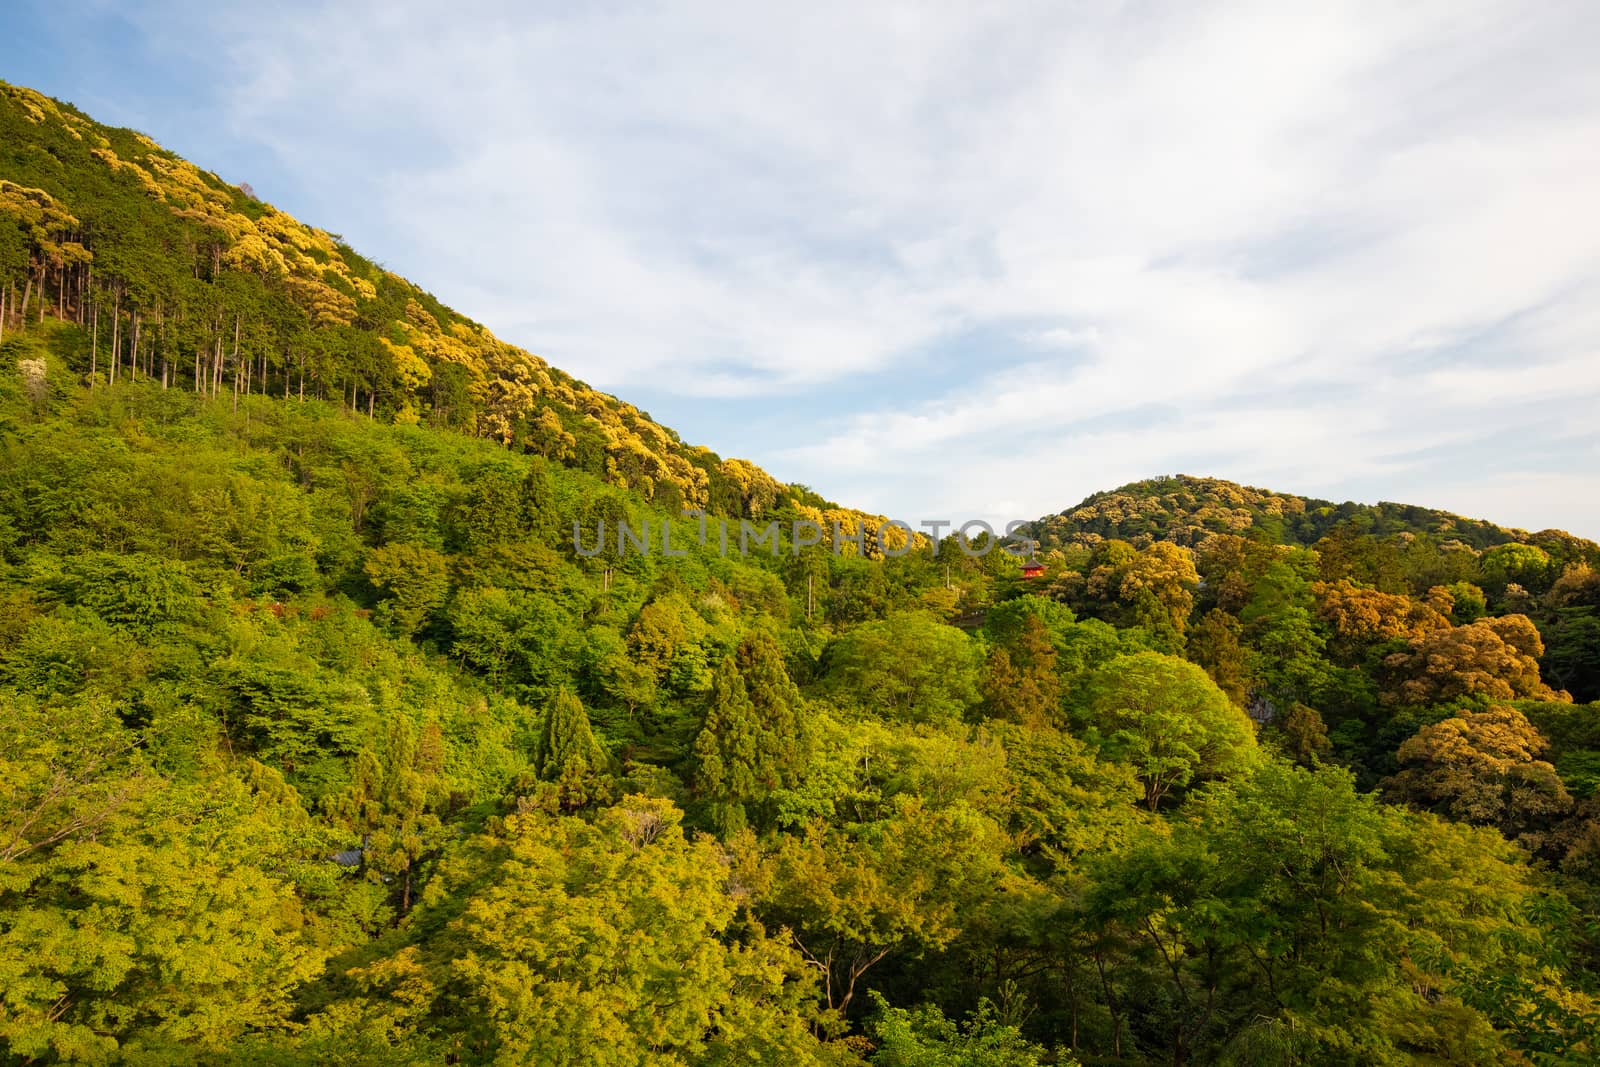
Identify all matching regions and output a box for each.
[733,796,1010,1016]
[1,764,328,1061]
[1385,705,1572,847]
[331,796,834,1065]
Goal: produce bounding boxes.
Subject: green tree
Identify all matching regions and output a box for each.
[327,716,450,912]
[1082,760,1593,1064]
[625,593,703,680]
[981,597,1078,650]
[1080,652,1257,810]
[1443,580,1488,623]
[1,772,329,1061]
[981,614,1062,729]
[325,796,835,1065]
[735,796,1009,1016]
[692,642,784,832]
[1481,542,1553,597]
[824,612,981,724]
[1185,608,1250,706]
[364,542,451,636]
[1273,702,1332,767]
[867,990,1059,1067]
[532,687,612,811]
[988,721,1145,862]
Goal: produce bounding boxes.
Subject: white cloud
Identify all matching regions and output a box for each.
[122,0,1600,535]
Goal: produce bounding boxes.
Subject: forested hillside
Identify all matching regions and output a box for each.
[4,82,1600,1065]
[0,80,904,537]
[1029,473,1585,551]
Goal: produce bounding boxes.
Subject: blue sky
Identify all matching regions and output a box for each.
[5,1,1600,536]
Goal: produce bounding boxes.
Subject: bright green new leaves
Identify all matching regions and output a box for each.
[40,551,201,629]
[735,796,1010,1017]
[364,543,451,636]
[1079,651,1257,810]
[335,796,835,1066]
[822,612,982,725]
[0,693,150,865]
[1,772,329,1062]
[1083,760,1597,1064]
[867,990,1064,1067]
[986,722,1145,863]
[1480,542,1554,596]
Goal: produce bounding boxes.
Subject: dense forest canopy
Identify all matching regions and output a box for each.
[3,82,1600,1065]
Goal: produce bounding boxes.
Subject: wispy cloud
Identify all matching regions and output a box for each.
[98,0,1600,535]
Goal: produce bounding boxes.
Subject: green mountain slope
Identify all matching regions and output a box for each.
[0,79,869,526]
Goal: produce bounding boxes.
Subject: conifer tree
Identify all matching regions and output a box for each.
[534,687,611,811]
[737,629,808,787]
[694,653,762,831]
[693,632,807,831]
[327,716,449,913]
[1187,607,1251,706]
[982,613,1062,729]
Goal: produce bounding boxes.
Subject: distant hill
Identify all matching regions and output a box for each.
[1028,474,1600,559]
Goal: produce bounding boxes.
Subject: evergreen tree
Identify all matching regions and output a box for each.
[982,614,1062,729]
[737,629,808,785]
[328,716,450,913]
[533,688,611,811]
[694,653,762,831]
[693,632,807,831]
[1185,607,1251,706]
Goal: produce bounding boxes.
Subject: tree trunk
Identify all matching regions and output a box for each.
[229,315,241,410]
[90,299,98,386]
[20,274,32,331]
[160,300,168,389]
[109,288,121,387]
[130,309,141,382]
